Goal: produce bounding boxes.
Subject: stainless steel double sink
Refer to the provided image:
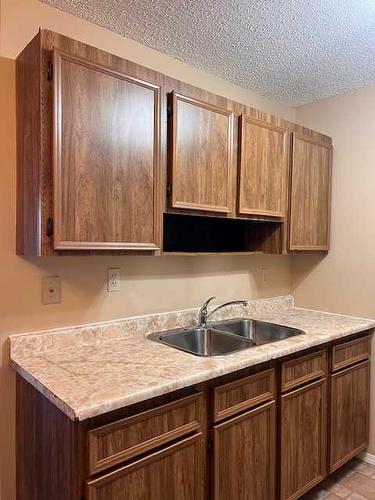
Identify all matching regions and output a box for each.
[148,318,304,357]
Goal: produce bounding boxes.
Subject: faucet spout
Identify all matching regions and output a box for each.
[197,298,248,327]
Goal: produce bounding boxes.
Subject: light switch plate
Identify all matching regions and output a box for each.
[41,276,61,305]
[261,268,269,285]
[107,268,121,292]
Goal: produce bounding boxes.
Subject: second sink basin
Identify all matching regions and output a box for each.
[148,327,255,357]
[211,318,304,345]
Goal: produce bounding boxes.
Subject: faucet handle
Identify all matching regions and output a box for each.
[198,296,216,326]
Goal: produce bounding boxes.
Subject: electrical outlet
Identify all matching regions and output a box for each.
[261,268,269,285]
[41,276,61,305]
[107,268,121,292]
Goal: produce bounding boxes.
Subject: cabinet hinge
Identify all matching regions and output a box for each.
[47,62,53,81]
[208,440,213,452]
[167,105,172,117]
[46,217,54,237]
[166,183,172,196]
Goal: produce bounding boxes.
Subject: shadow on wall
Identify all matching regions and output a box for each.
[292,253,327,291]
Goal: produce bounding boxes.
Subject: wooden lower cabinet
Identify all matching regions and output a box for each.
[86,434,204,500]
[280,379,327,500]
[330,360,370,472]
[16,333,372,500]
[213,401,276,500]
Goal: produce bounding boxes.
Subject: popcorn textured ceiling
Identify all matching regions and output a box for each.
[40,0,375,105]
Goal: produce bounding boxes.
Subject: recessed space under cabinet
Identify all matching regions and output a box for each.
[163,213,284,254]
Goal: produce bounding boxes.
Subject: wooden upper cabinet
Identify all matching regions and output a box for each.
[238,116,288,217]
[16,30,162,255]
[289,133,333,251]
[17,30,333,256]
[169,92,234,213]
[53,50,160,250]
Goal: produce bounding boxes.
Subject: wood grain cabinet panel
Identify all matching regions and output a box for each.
[331,336,371,372]
[281,349,327,392]
[280,378,327,500]
[53,49,160,250]
[86,433,204,500]
[330,361,370,472]
[169,92,233,213]
[213,401,276,500]
[238,116,288,217]
[88,393,202,475]
[289,133,333,251]
[213,368,275,422]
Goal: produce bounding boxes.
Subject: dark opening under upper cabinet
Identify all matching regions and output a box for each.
[289,133,333,251]
[168,92,234,214]
[238,116,288,218]
[16,29,161,255]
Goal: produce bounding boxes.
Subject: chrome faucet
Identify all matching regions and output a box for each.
[197,296,248,327]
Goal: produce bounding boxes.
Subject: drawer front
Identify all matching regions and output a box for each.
[331,335,371,372]
[88,393,203,475]
[213,368,275,422]
[281,350,327,392]
[86,433,204,500]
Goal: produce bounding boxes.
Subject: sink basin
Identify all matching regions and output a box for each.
[210,318,304,345]
[148,327,255,357]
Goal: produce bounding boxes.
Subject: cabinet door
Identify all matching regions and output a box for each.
[280,379,327,500]
[213,401,276,500]
[330,361,370,472]
[289,133,332,251]
[53,49,160,251]
[169,92,233,213]
[86,434,203,500]
[238,116,288,217]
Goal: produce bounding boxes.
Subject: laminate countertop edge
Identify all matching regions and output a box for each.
[9,302,375,421]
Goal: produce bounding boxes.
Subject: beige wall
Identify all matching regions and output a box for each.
[0,1,294,498]
[293,86,375,453]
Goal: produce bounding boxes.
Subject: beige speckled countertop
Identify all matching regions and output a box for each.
[9,295,375,421]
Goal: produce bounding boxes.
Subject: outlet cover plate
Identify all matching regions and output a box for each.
[107,268,121,292]
[41,276,61,305]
